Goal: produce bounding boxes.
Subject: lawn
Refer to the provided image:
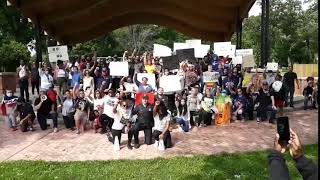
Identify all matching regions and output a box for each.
[0,144,317,180]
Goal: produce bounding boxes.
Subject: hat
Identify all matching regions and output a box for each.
[142,94,149,100]
[221,90,227,94]
[17,97,25,103]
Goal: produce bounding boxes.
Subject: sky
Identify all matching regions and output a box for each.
[249,0,312,16]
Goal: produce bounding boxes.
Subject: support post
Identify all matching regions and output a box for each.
[265,0,270,66]
[35,17,42,67]
[261,0,266,68]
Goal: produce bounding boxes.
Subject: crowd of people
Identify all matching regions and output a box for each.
[1,50,318,151]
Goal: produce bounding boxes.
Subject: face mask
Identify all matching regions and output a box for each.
[181,102,185,105]
[6,92,12,97]
[221,93,226,97]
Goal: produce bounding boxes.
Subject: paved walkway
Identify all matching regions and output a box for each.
[0,110,318,162]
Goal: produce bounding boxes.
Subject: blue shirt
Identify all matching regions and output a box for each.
[71,73,81,88]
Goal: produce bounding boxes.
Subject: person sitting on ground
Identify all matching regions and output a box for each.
[34,89,59,132]
[2,90,19,131]
[153,100,172,150]
[174,98,190,132]
[16,97,35,132]
[198,88,214,127]
[255,81,277,124]
[129,94,154,149]
[269,129,318,180]
[134,73,154,93]
[303,77,316,110]
[232,88,246,123]
[213,89,232,126]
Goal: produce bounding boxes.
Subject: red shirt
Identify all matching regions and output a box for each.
[47,90,57,103]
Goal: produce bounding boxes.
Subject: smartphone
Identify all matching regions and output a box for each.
[277,116,290,145]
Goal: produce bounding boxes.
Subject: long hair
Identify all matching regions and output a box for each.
[177,99,188,116]
[156,101,168,120]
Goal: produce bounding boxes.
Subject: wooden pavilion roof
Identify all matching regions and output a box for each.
[8,0,256,44]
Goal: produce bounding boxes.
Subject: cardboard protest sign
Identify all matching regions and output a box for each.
[232,56,243,65]
[214,42,233,57]
[203,72,219,83]
[153,44,172,57]
[48,46,69,62]
[242,55,256,68]
[159,75,184,93]
[267,63,279,71]
[109,62,129,76]
[173,43,189,52]
[176,48,197,64]
[236,49,253,57]
[135,93,155,106]
[137,73,157,90]
[162,55,179,70]
[185,39,202,46]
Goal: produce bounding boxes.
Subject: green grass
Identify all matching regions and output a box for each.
[0,144,318,180]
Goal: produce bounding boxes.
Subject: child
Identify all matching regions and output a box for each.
[2,90,18,131]
[93,110,103,133]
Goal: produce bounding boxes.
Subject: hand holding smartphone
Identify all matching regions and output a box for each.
[277,116,290,146]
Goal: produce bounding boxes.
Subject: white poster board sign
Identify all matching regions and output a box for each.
[159,75,184,93]
[47,46,69,62]
[203,72,219,83]
[185,39,202,46]
[232,56,243,65]
[173,43,189,52]
[267,63,279,71]
[214,42,233,57]
[137,73,157,90]
[194,44,210,58]
[230,45,236,58]
[242,55,256,68]
[236,49,254,57]
[153,44,172,57]
[109,62,129,76]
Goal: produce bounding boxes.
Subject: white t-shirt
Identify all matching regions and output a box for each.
[153,114,170,132]
[39,69,53,90]
[93,98,104,110]
[62,98,74,116]
[103,96,119,118]
[112,106,131,130]
[18,65,27,78]
[83,76,94,90]
[57,69,66,78]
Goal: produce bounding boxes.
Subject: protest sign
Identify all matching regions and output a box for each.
[137,73,157,90]
[176,48,197,64]
[153,44,172,57]
[214,42,233,57]
[135,93,155,106]
[267,63,279,71]
[159,75,184,93]
[232,56,243,65]
[173,43,189,52]
[109,62,129,76]
[242,55,256,68]
[48,46,69,62]
[203,72,219,83]
[236,49,253,57]
[162,55,179,70]
[185,39,202,46]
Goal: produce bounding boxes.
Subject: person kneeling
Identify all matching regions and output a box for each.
[153,101,172,150]
[109,100,131,151]
[34,89,58,132]
[16,97,36,132]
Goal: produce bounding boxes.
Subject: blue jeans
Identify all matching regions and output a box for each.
[6,113,16,128]
[176,118,189,132]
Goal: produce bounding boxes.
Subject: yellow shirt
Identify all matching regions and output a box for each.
[144,65,155,74]
[242,72,252,87]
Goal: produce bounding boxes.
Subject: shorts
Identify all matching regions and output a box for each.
[74,110,88,123]
[275,100,285,108]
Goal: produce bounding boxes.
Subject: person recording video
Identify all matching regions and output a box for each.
[269,129,318,180]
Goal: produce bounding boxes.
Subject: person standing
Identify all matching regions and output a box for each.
[283,66,299,107]
[17,60,30,102]
[31,62,40,96]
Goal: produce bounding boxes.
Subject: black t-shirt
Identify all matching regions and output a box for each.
[75,98,89,112]
[257,88,272,108]
[132,104,154,127]
[284,72,297,88]
[155,95,169,108]
[304,86,313,96]
[34,98,53,115]
[19,103,35,119]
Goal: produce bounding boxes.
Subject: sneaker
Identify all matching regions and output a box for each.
[29,127,34,131]
[107,135,113,143]
[127,144,133,150]
[134,144,140,149]
[53,128,58,133]
[76,130,80,134]
[154,140,159,148]
[256,118,260,123]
